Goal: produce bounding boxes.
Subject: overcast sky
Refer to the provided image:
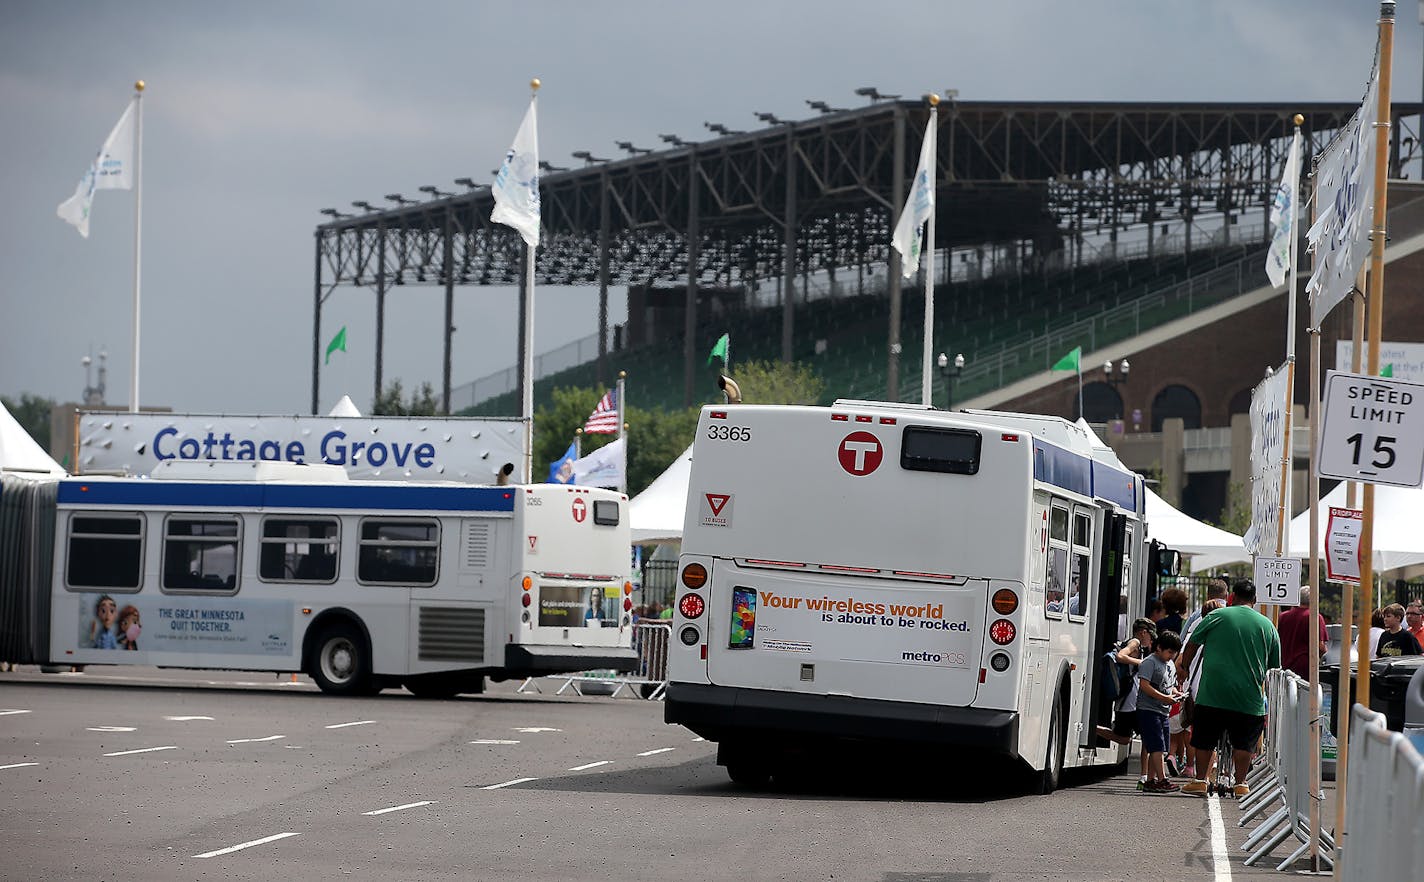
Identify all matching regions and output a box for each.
[0,0,1412,415]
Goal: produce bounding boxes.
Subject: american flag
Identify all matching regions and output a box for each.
[583,388,620,434]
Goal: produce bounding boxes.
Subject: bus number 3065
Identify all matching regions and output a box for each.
[707,425,752,442]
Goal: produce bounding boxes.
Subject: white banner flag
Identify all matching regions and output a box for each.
[891,116,936,278]
[57,98,138,238]
[1265,131,1301,288]
[572,437,624,489]
[490,98,541,248]
[1243,365,1290,556]
[1306,61,1378,327]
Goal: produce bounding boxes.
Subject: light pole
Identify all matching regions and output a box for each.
[1102,358,1130,419]
[937,352,965,409]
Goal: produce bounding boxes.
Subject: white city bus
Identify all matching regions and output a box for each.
[665,401,1177,790]
[6,461,635,696]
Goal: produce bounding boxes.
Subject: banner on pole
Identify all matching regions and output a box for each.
[1244,365,1290,556]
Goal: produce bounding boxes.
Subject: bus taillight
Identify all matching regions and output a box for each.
[678,593,706,619]
[681,563,708,589]
[991,589,1018,615]
[988,619,1016,645]
[521,593,532,608]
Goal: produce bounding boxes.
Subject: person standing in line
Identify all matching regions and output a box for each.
[1375,603,1423,657]
[1135,630,1185,794]
[1404,600,1424,646]
[1178,579,1281,798]
[1182,578,1229,635]
[1094,618,1156,789]
[1156,587,1188,642]
[1277,586,1329,680]
[1368,608,1387,659]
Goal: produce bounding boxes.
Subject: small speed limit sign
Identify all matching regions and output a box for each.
[1253,556,1302,607]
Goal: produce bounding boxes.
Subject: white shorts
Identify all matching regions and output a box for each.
[1169,710,1185,735]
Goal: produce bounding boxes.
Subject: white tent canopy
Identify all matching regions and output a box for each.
[1286,481,1424,572]
[629,444,692,544]
[328,394,361,417]
[0,400,65,477]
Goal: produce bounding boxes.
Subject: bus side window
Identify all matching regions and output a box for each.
[1067,510,1091,620]
[1046,502,1069,618]
[260,518,339,583]
[162,516,240,593]
[358,519,439,586]
[67,514,144,591]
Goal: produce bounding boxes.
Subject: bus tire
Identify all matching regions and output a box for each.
[726,763,771,789]
[1034,692,1065,795]
[309,622,372,696]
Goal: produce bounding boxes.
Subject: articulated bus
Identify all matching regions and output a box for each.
[665,400,1177,790]
[0,461,636,696]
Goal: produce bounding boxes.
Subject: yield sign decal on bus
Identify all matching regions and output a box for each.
[700,493,734,528]
[571,497,587,523]
[837,431,883,476]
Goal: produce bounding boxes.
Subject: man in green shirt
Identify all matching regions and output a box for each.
[1177,578,1281,797]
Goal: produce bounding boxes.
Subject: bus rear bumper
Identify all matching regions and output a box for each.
[665,682,1018,755]
[503,644,638,676]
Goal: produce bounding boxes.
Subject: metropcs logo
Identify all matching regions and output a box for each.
[700,492,734,528]
[838,431,883,476]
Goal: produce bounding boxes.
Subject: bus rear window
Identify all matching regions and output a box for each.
[900,426,981,475]
[593,500,620,526]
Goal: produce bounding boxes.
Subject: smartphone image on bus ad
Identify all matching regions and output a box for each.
[729,586,756,649]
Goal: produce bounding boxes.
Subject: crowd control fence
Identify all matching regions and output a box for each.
[1338,703,1424,881]
[1239,669,1334,870]
[517,622,671,700]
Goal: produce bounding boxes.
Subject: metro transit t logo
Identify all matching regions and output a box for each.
[838,431,883,476]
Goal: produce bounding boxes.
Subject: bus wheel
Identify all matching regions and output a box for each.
[726,763,771,789]
[1034,694,1065,795]
[310,623,371,696]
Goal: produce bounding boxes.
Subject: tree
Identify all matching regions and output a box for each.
[1,393,54,453]
[372,380,438,416]
[723,359,825,405]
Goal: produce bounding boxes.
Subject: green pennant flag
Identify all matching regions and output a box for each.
[707,332,730,367]
[325,326,347,365]
[1051,345,1081,372]
[1381,363,1394,378]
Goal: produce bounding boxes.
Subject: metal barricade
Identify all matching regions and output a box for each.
[516,622,671,700]
[1340,704,1424,881]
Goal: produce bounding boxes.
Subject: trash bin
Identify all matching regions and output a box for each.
[1320,662,1357,738]
[1368,656,1424,732]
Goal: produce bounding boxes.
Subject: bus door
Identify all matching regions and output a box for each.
[1081,510,1126,749]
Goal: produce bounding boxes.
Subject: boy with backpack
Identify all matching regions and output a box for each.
[1095,618,1157,788]
[1136,629,1186,794]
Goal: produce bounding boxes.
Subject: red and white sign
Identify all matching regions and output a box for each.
[699,492,734,528]
[837,431,883,476]
[1326,507,1363,584]
[571,497,587,523]
[527,535,538,553]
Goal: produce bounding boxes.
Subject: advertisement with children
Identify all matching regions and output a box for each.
[77,593,294,657]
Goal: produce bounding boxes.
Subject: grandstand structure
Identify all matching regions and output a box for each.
[310,98,1423,418]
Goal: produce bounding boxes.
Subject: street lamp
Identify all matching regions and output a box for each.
[937,352,965,409]
[1103,359,1130,419]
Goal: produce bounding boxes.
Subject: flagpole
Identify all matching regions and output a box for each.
[616,371,627,496]
[519,78,540,483]
[920,95,939,406]
[129,80,145,414]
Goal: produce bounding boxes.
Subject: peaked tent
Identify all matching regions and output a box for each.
[328,394,362,418]
[629,444,693,544]
[0,401,65,477]
[1285,481,1424,573]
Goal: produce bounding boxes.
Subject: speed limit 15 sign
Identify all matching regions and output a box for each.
[1253,556,1302,607]
[1317,370,1424,487]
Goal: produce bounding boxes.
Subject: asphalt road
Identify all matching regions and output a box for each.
[0,667,1306,882]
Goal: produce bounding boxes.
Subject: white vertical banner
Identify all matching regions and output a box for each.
[1265,130,1301,288]
[891,116,935,277]
[490,96,541,248]
[1244,365,1290,556]
[1306,58,1379,327]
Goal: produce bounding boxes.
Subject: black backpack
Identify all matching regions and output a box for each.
[1100,640,1136,702]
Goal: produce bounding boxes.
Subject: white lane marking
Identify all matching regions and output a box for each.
[469,739,521,745]
[192,831,302,859]
[164,716,214,722]
[226,735,285,744]
[691,736,704,742]
[363,800,435,816]
[104,745,179,757]
[0,762,39,771]
[636,747,676,757]
[87,726,137,732]
[512,727,561,733]
[0,709,32,716]
[1206,795,1233,882]
[325,720,376,729]
[568,760,612,771]
[482,777,538,790]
